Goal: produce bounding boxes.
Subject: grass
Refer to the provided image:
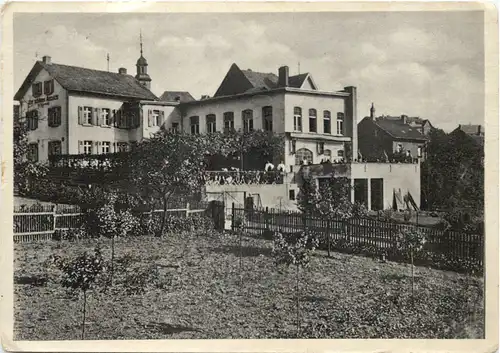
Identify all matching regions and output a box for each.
[14,231,484,340]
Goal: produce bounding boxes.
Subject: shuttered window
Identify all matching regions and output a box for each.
[48,107,61,127]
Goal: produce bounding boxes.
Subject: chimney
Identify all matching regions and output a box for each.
[477,125,482,135]
[118,68,127,75]
[278,66,289,87]
[42,56,51,64]
[401,115,408,124]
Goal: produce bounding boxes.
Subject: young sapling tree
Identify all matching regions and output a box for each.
[272,230,319,337]
[52,247,105,339]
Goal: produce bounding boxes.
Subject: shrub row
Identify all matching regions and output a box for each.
[314,234,483,275]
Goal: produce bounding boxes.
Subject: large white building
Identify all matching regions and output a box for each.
[14,50,421,212]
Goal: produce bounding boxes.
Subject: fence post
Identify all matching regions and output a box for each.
[231,202,235,232]
[265,206,269,231]
[185,202,190,218]
[52,205,57,236]
[326,219,331,257]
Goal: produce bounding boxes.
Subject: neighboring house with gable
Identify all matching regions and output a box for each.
[358,104,428,161]
[451,124,485,146]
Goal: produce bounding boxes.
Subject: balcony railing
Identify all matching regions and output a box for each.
[204,170,286,186]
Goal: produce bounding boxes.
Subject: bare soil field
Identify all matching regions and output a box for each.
[14,232,483,340]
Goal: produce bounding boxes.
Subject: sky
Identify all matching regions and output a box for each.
[14,11,484,132]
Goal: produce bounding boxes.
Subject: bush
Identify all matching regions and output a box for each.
[53,226,87,241]
[161,214,215,235]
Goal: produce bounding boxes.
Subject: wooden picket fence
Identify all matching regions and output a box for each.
[13,201,211,243]
[231,205,484,273]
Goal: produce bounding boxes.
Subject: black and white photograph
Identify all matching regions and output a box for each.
[1,2,498,350]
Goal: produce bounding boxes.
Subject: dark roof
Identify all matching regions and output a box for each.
[14,61,157,101]
[288,73,309,88]
[214,64,314,97]
[405,116,424,124]
[240,69,311,91]
[136,56,148,65]
[159,91,196,103]
[240,69,279,90]
[373,118,428,140]
[458,124,484,136]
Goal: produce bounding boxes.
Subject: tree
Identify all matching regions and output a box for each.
[272,230,318,337]
[13,120,48,194]
[396,227,427,296]
[126,132,206,236]
[52,247,105,339]
[297,170,367,252]
[421,128,484,211]
[200,130,285,170]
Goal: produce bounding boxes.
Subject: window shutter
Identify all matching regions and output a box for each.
[78,106,83,125]
[92,108,98,125]
[112,142,116,153]
[159,111,165,126]
[57,107,62,126]
[78,141,83,154]
[97,108,102,126]
[34,112,38,130]
[148,109,152,127]
[111,109,116,127]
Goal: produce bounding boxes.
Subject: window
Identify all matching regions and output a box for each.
[32,82,42,97]
[26,110,38,130]
[336,112,344,135]
[293,107,302,131]
[48,106,61,127]
[48,141,62,156]
[28,143,38,162]
[190,116,200,135]
[83,106,93,125]
[295,148,313,165]
[206,114,216,133]
[262,106,273,132]
[223,112,234,133]
[101,108,111,126]
[242,109,253,133]
[337,150,344,157]
[417,146,422,158]
[152,110,160,127]
[309,109,317,132]
[289,189,296,201]
[171,122,179,133]
[102,141,111,154]
[324,149,332,161]
[317,141,325,155]
[44,80,54,95]
[323,110,331,134]
[83,141,93,155]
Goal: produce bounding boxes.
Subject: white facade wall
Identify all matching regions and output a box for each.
[68,95,131,154]
[20,68,68,161]
[181,93,285,134]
